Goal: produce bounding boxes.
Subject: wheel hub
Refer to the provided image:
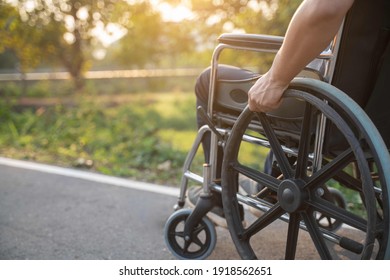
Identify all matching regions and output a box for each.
[278,179,307,213]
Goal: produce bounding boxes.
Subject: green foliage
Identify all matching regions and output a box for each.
[0,0,157,89]
[159,0,303,70]
[0,90,197,186]
[0,0,303,78]
[0,3,49,72]
[113,1,166,67]
[0,0,307,187]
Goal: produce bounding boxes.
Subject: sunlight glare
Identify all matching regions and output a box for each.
[63,32,76,44]
[91,22,128,48]
[76,6,89,21]
[24,0,35,12]
[157,2,194,22]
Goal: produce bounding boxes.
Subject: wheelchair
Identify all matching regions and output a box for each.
[164,11,390,260]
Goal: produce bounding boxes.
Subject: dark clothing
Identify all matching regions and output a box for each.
[332,0,390,146]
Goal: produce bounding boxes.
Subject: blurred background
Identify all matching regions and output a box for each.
[0,0,300,187]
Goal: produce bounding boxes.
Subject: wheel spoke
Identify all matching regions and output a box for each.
[333,167,363,193]
[171,230,184,238]
[308,196,367,231]
[301,211,332,259]
[191,235,204,249]
[192,225,207,248]
[182,239,191,254]
[285,213,301,259]
[304,148,354,190]
[193,223,206,235]
[242,204,285,240]
[316,213,331,227]
[295,102,314,179]
[232,162,280,192]
[256,112,294,179]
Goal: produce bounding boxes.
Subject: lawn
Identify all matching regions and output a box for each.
[0,83,202,187]
[0,78,263,187]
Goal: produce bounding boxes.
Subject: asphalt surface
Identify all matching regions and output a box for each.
[0,158,244,260]
[0,157,327,260]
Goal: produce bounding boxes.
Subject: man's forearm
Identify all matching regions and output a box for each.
[248,0,355,112]
[269,0,355,85]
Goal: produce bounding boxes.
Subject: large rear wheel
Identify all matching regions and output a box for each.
[222,78,390,259]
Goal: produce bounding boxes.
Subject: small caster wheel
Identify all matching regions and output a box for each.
[164,209,216,259]
[315,187,346,231]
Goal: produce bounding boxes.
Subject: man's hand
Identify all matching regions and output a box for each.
[247,72,288,112]
[247,0,354,113]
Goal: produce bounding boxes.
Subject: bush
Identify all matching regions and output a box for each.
[0,92,194,186]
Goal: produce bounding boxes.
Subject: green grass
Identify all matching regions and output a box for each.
[0,87,200,187]
[0,81,264,188]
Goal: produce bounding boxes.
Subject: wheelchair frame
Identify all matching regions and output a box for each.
[164,26,390,260]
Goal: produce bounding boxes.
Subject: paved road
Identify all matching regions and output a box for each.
[0,158,243,260]
[1,158,334,260]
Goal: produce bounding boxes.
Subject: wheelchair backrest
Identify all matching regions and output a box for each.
[331,0,390,146]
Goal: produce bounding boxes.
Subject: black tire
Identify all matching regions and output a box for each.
[164,209,216,259]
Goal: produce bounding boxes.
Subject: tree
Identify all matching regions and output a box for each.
[1,0,303,87]
[113,1,197,69]
[4,0,132,89]
[112,1,164,68]
[0,2,49,73]
[185,0,302,70]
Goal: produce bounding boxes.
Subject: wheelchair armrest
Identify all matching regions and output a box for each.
[218,33,283,51]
